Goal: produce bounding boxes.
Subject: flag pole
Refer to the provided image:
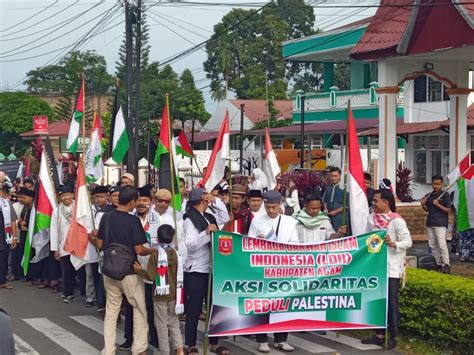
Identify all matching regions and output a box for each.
[166,94,179,248]
[81,74,86,158]
[341,100,350,232]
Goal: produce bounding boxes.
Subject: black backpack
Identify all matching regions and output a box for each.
[101,213,135,280]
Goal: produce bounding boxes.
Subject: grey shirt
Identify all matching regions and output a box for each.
[0,202,18,251]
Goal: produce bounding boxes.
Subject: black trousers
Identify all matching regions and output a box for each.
[48,252,61,283]
[0,249,9,285]
[60,255,75,297]
[256,333,288,344]
[184,272,218,347]
[10,235,25,278]
[27,256,48,282]
[376,277,400,338]
[124,283,159,346]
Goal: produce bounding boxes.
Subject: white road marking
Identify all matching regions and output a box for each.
[23,318,99,355]
[14,334,39,355]
[70,315,125,344]
[314,331,383,350]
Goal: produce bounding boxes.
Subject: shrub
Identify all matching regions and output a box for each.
[396,161,416,202]
[399,268,474,353]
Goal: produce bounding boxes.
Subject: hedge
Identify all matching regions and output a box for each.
[399,268,474,353]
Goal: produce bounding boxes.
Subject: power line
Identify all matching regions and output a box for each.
[0,1,103,42]
[147,12,199,46]
[0,1,58,33]
[149,10,209,39]
[0,0,81,40]
[155,2,270,68]
[7,3,122,89]
[151,9,212,34]
[0,3,121,58]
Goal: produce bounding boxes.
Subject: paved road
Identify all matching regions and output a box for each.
[1,283,399,355]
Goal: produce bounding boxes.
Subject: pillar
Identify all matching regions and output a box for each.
[446,88,470,170]
[350,61,365,89]
[376,60,399,191]
[323,62,334,92]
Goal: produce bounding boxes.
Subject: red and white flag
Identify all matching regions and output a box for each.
[263,127,280,189]
[64,158,95,270]
[347,107,369,235]
[203,111,230,192]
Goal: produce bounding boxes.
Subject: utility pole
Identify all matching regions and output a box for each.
[134,0,142,184]
[125,0,135,175]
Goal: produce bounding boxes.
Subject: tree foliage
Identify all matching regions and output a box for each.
[0,92,54,153]
[25,50,114,120]
[204,0,316,100]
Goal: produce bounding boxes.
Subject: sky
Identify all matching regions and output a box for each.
[0,0,377,113]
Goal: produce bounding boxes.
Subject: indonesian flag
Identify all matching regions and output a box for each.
[110,89,129,164]
[64,158,95,270]
[85,112,104,183]
[448,153,474,232]
[22,150,58,275]
[347,107,369,235]
[202,110,230,192]
[263,127,280,189]
[66,77,84,153]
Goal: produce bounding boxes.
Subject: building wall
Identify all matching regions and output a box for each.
[403,79,450,123]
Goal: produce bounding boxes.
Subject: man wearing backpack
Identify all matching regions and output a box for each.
[91,186,156,355]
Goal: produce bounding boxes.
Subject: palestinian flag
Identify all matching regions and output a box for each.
[110,89,129,164]
[154,99,182,211]
[66,77,85,153]
[64,158,95,270]
[22,150,58,275]
[85,112,104,183]
[174,130,193,158]
[448,153,474,232]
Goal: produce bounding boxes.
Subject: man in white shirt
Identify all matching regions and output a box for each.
[247,190,297,353]
[361,189,412,350]
[183,188,229,355]
[50,185,80,303]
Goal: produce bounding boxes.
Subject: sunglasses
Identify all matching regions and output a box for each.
[156,199,171,204]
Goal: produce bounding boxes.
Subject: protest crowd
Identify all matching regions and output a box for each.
[12,158,472,355]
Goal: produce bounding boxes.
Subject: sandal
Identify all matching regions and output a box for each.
[25,281,33,286]
[186,346,199,354]
[37,284,50,289]
[210,346,230,355]
[0,284,13,289]
[50,286,60,293]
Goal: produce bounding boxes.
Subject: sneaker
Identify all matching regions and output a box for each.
[85,300,96,307]
[97,307,105,314]
[119,341,132,351]
[257,342,270,353]
[275,342,294,352]
[63,295,76,303]
[387,338,397,350]
[361,336,384,346]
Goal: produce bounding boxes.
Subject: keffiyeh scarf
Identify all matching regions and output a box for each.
[293,209,330,230]
[0,198,12,244]
[155,244,185,315]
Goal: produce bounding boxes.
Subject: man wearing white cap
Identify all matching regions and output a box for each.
[121,173,135,187]
[248,190,298,353]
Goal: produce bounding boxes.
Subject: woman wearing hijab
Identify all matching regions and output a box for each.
[249,168,268,192]
[293,194,342,243]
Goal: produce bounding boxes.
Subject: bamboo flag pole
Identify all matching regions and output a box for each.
[341,100,350,232]
[166,94,179,248]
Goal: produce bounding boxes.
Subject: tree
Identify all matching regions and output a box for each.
[0,92,54,153]
[175,69,211,124]
[204,0,316,100]
[25,50,114,120]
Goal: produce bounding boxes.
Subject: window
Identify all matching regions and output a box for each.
[414,75,449,103]
[413,135,449,183]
